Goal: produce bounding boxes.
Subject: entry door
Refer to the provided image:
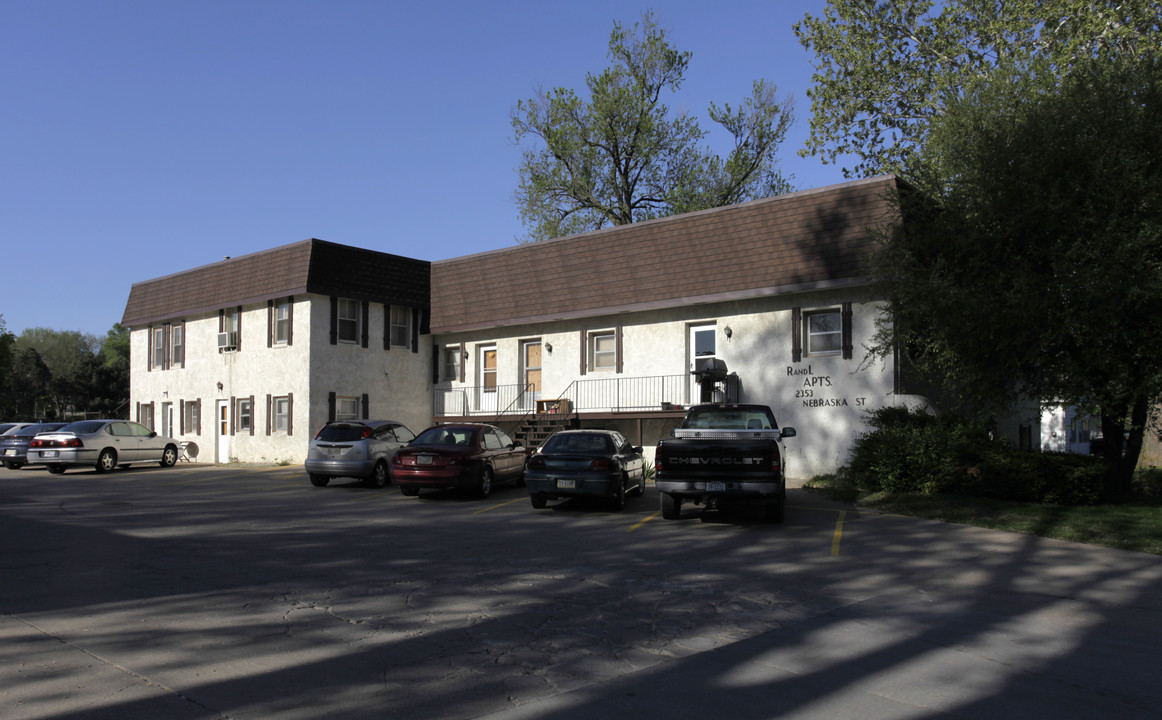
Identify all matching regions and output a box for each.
[689,324,717,403]
[216,400,231,464]
[161,402,173,438]
[522,340,542,410]
[477,345,497,413]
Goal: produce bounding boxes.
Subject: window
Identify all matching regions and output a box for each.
[274,396,290,433]
[444,346,461,382]
[274,300,291,344]
[336,397,359,421]
[138,403,154,431]
[237,399,252,432]
[171,324,184,366]
[152,326,166,369]
[220,307,241,351]
[805,310,842,355]
[338,298,359,343]
[591,332,616,372]
[183,400,200,435]
[390,306,410,348]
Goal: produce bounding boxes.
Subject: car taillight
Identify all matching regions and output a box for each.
[654,459,663,473]
[527,457,545,470]
[31,438,82,449]
[589,457,613,472]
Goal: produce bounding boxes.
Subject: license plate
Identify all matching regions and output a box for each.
[706,481,726,492]
[42,450,59,458]
[417,455,433,465]
[2,449,14,456]
[327,448,342,458]
[556,479,576,489]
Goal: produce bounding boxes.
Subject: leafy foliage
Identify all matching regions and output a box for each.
[0,324,128,420]
[794,0,1162,178]
[846,407,1105,505]
[512,11,795,241]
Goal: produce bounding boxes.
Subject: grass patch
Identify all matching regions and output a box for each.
[805,476,1162,555]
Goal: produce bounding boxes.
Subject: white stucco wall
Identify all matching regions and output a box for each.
[433,289,916,477]
[130,294,433,465]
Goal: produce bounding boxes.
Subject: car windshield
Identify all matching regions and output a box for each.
[316,424,368,442]
[683,407,777,430]
[414,427,475,446]
[59,420,107,434]
[21,424,63,435]
[541,433,613,455]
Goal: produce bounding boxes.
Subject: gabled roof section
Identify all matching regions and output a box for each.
[121,238,430,328]
[430,175,900,333]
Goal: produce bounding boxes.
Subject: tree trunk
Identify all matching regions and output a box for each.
[1101,396,1147,497]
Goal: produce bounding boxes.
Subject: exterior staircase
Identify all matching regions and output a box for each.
[513,408,575,451]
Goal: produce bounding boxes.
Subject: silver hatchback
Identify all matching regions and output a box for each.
[306,419,414,488]
[26,420,180,474]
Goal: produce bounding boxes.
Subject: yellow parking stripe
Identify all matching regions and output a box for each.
[831,510,847,556]
[472,497,527,514]
[629,511,658,531]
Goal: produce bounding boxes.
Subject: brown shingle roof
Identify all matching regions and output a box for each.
[430,176,900,333]
[121,239,430,328]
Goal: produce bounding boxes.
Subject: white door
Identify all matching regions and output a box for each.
[689,324,717,404]
[216,400,231,464]
[477,345,497,413]
[161,402,173,438]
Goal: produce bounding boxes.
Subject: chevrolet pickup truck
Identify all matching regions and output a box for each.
[654,404,796,522]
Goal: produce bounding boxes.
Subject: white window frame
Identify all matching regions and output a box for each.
[171,324,184,367]
[444,346,461,382]
[337,298,359,344]
[152,326,166,369]
[336,397,360,421]
[390,305,410,348]
[805,310,843,356]
[274,397,290,433]
[274,300,291,344]
[590,332,616,372]
[237,399,252,432]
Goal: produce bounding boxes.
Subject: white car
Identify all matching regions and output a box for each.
[26,420,180,474]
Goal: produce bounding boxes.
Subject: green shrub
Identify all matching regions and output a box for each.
[846,407,1104,505]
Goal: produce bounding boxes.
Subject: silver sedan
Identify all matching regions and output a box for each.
[26,420,180,474]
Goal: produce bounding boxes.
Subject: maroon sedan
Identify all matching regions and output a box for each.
[390,423,529,498]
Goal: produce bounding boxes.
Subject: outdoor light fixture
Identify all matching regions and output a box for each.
[545,342,553,353]
[217,381,224,390]
[462,350,469,359]
[724,326,733,338]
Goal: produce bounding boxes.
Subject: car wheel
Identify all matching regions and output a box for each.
[47,464,67,475]
[96,449,117,474]
[660,492,682,520]
[478,466,493,498]
[365,461,389,488]
[160,445,178,468]
[400,486,419,496]
[530,495,547,509]
[310,474,330,487]
[5,461,24,470]
[611,474,627,511]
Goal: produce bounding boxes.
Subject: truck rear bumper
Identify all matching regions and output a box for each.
[655,479,783,498]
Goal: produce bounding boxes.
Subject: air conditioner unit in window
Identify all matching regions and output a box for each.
[217,332,237,349]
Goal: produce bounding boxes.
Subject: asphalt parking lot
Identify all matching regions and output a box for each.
[2,463,1161,720]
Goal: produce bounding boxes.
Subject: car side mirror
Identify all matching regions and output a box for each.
[781,427,796,438]
[149,431,158,438]
[633,446,643,454]
[511,441,523,448]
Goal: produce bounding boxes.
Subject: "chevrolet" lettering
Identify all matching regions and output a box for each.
[670,457,765,465]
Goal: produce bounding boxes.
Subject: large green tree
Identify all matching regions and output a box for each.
[512,10,795,242]
[877,56,1162,492]
[16,328,101,419]
[794,0,1161,178]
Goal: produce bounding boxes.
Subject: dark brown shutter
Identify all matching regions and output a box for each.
[842,302,854,360]
[179,400,185,435]
[230,396,236,436]
[328,392,336,423]
[235,306,242,351]
[286,297,294,346]
[615,325,623,374]
[266,394,272,436]
[196,399,202,435]
[146,328,153,371]
[459,342,466,383]
[791,307,802,363]
[383,304,391,351]
[361,302,369,348]
[267,300,274,348]
[249,395,255,435]
[179,321,186,367]
[287,393,294,436]
[432,344,440,384]
[361,393,369,418]
[411,308,420,353]
[329,297,338,345]
[579,329,587,376]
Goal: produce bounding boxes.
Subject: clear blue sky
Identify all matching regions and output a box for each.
[2,0,851,339]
